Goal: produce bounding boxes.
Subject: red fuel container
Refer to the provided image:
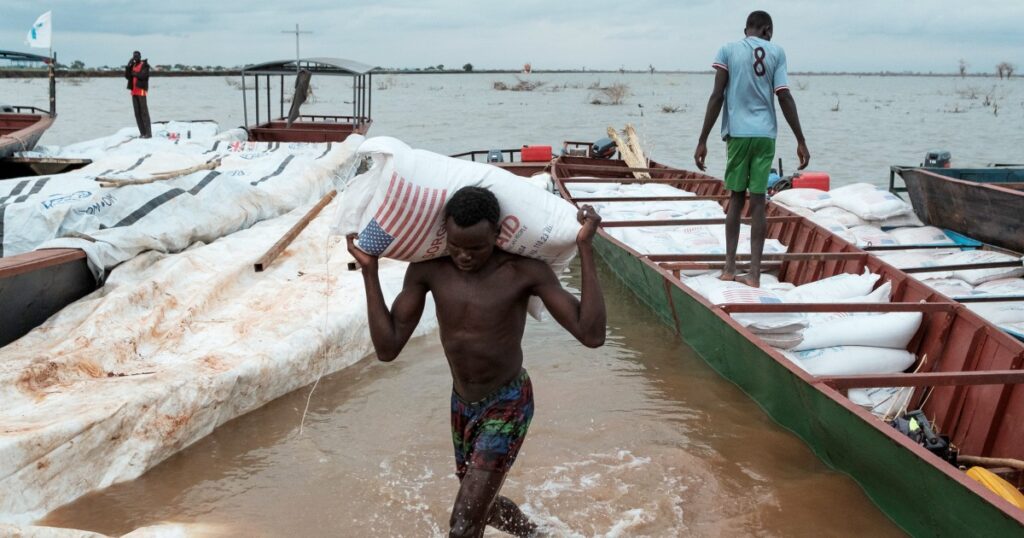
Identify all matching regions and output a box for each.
[521,145,552,162]
[792,171,830,191]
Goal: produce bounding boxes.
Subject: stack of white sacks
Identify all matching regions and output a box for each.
[572,180,918,417]
[684,269,919,419]
[772,183,1024,336]
[571,182,788,262]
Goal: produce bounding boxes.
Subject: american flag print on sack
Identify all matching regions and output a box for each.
[357,172,448,258]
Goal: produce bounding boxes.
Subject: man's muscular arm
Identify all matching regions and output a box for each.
[531,206,606,348]
[347,235,427,362]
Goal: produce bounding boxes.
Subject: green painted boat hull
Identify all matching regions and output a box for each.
[592,234,1024,537]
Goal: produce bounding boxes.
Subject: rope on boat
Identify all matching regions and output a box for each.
[0,133,30,152]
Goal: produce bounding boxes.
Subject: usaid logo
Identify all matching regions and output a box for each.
[496,215,520,248]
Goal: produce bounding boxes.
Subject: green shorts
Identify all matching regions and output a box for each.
[724,137,776,194]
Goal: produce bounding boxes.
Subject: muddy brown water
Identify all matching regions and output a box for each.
[41,263,904,536]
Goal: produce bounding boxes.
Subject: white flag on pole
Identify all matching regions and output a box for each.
[26,11,52,49]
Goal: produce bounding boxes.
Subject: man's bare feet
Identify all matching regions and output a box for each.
[736,273,760,288]
[719,270,737,282]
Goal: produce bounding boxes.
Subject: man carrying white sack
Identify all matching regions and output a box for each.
[348,186,607,537]
[694,10,810,287]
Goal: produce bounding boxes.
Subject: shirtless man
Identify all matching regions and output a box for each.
[347,186,606,537]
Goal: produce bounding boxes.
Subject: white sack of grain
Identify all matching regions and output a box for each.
[848,225,898,247]
[944,250,1024,285]
[783,268,881,303]
[976,278,1024,295]
[771,188,833,210]
[890,226,950,245]
[831,184,912,220]
[707,286,808,332]
[784,346,916,376]
[793,312,922,351]
[814,206,868,228]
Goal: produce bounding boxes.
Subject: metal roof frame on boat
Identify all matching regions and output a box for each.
[239,57,376,142]
[0,50,51,64]
[241,57,377,76]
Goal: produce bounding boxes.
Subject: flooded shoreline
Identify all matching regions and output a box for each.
[42,263,904,536]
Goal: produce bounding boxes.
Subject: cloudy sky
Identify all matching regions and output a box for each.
[3,0,1022,73]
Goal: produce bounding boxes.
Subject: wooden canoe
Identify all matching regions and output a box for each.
[551,154,1024,535]
[891,166,1024,253]
[0,111,55,159]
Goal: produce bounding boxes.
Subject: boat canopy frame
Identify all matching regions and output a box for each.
[0,49,56,116]
[239,57,376,130]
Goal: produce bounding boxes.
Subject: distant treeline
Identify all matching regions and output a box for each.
[0,68,1015,79]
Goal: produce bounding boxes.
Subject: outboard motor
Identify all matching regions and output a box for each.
[924,150,951,168]
[0,104,15,113]
[487,149,504,163]
[591,137,616,159]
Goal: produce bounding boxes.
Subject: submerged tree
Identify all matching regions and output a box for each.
[958,59,968,78]
[996,62,1015,79]
[463,63,473,72]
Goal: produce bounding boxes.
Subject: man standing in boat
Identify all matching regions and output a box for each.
[125,50,152,138]
[348,187,606,537]
[694,10,810,287]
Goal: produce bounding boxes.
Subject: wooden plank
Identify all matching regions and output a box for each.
[601,216,801,228]
[558,176,721,184]
[0,248,88,279]
[572,195,729,202]
[558,163,688,174]
[821,369,1024,390]
[648,252,867,262]
[720,302,958,314]
[982,352,1024,455]
[953,295,1024,303]
[660,261,783,271]
[253,190,336,272]
[903,261,1023,274]
[864,244,965,251]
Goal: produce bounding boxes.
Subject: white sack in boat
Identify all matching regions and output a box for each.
[836,281,893,303]
[848,386,914,419]
[943,250,1024,285]
[523,172,554,193]
[872,211,925,228]
[830,184,912,220]
[814,206,868,228]
[890,226,950,245]
[565,180,620,196]
[976,278,1024,295]
[966,301,1024,325]
[0,197,438,524]
[847,225,898,247]
[874,249,957,278]
[1,123,364,281]
[804,214,856,244]
[770,188,832,210]
[921,277,977,298]
[793,312,922,351]
[758,331,804,349]
[784,346,917,376]
[782,268,881,303]
[707,286,808,332]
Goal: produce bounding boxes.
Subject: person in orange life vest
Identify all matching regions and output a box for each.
[125,51,152,138]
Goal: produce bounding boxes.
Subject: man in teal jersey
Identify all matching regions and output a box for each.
[694,10,810,287]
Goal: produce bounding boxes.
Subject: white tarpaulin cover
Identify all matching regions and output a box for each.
[0,197,438,524]
[3,122,363,279]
